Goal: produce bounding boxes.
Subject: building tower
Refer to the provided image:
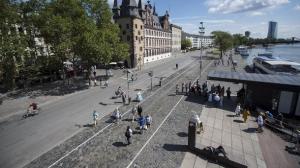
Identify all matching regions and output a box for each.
[113,0,145,68]
[267,21,278,39]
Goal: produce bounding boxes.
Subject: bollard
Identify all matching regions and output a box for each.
[188,118,197,149]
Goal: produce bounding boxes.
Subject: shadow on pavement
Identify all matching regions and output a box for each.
[83,124,94,128]
[163,144,188,152]
[177,132,188,137]
[233,119,244,123]
[226,114,236,117]
[112,142,127,147]
[242,128,257,133]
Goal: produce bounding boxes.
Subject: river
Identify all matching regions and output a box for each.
[243,43,300,65]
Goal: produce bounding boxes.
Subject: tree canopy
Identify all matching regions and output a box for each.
[211,31,233,58]
[181,39,192,50]
[0,0,129,90]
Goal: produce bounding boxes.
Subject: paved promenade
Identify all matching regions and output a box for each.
[180,104,267,168]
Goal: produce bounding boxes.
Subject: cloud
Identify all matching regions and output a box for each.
[294,5,300,10]
[250,11,265,16]
[206,0,289,14]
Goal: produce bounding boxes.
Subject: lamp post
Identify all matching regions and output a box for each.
[199,22,205,78]
[125,69,133,97]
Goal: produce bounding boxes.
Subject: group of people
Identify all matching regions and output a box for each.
[126,105,152,145]
[207,84,232,107]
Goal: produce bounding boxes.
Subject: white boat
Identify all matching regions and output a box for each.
[236,46,249,56]
[253,56,300,75]
[257,52,273,58]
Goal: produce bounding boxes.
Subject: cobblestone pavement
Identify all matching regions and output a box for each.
[25,55,212,168]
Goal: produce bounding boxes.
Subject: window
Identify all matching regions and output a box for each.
[126,24,129,29]
[138,31,140,35]
[123,31,126,35]
[135,24,137,29]
[136,36,138,40]
[140,25,143,29]
[127,35,130,41]
[140,47,143,51]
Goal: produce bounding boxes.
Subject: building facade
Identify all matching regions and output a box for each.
[170,24,182,53]
[112,0,172,67]
[182,32,214,49]
[267,21,277,39]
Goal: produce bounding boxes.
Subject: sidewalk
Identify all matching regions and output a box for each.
[180,104,267,168]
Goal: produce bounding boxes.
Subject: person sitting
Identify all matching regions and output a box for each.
[257,113,264,132]
[111,107,121,123]
[265,111,275,124]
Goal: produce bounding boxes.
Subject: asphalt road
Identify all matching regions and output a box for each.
[0,51,202,168]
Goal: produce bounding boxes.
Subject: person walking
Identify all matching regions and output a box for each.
[235,103,241,116]
[176,84,179,95]
[139,116,146,133]
[137,105,143,117]
[242,108,250,123]
[188,81,192,91]
[146,115,152,129]
[181,82,185,93]
[257,113,264,132]
[131,105,137,122]
[185,83,189,95]
[125,126,133,145]
[93,110,99,127]
[122,93,126,105]
[226,87,231,99]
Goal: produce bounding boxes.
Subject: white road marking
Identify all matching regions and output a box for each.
[126,95,184,168]
[47,60,206,168]
[125,61,212,168]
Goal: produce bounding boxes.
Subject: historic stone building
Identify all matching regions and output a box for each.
[170,24,182,53]
[112,0,172,68]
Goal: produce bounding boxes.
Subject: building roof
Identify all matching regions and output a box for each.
[170,24,182,30]
[207,71,300,90]
[264,60,300,66]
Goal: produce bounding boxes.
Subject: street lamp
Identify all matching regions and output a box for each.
[148,70,153,90]
[199,22,205,77]
[125,69,133,96]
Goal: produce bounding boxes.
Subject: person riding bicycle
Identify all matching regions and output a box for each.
[27,102,39,114]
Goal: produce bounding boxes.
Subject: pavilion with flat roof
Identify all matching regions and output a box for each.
[207,71,300,117]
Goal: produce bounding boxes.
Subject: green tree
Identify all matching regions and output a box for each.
[232,34,248,47]
[181,39,192,50]
[0,0,27,90]
[212,31,233,59]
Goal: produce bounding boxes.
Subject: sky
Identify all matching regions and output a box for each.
[109,0,300,39]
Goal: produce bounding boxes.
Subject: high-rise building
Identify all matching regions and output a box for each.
[245,31,250,38]
[267,21,278,39]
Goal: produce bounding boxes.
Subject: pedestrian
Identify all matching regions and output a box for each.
[139,116,146,133]
[185,83,188,95]
[93,110,99,127]
[176,63,178,69]
[277,112,284,128]
[188,81,192,91]
[93,71,96,78]
[197,85,201,95]
[176,84,179,95]
[111,107,121,123]
[220,95,224,107]
[146,115,152,129]
[242,108,250,123]
[131,105,137,122]
[137,105,143,117]
[235,103,241,116]
[196,79,199,87]
[182,82,185,93]
[211,84,215,93]
[226,87,231,99]
[99,77,102,86]
[122,93,126,105]
[257,113,264,132]
[125,126,133,145]
[214,93,220,106]
[208,92,212,102]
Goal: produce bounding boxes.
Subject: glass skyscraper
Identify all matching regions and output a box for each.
[267,21,278,39]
